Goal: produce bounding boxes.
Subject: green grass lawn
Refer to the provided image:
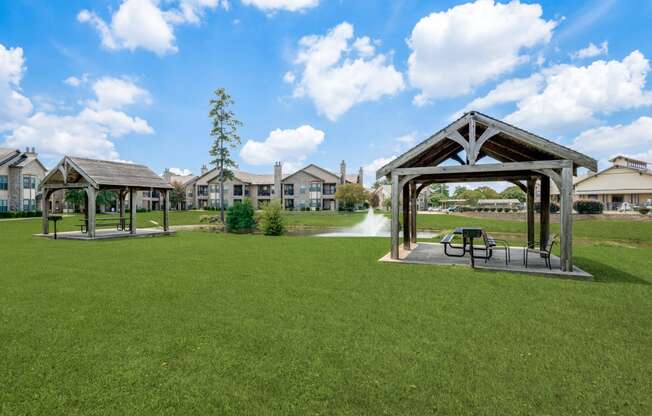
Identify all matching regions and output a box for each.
[1,217,651,414]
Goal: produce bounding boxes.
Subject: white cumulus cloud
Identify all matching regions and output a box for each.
[407,0,556,105]
[571,41,608,60]
[241,0,318,13]
[87,76,151,110]
[168,167,193,176]
[1,42,154,162]
[289,22,404,121]
[240,125,324,166]
[363,156,396,186]
[0,44,32,131]
[504,51,652,132]
[78,0,224,55]
[572,116,652,161]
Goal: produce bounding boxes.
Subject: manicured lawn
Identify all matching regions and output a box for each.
[1,218,651,414]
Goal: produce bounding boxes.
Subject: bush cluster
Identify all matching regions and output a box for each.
[573,199,604,214]
[534,202,560,214]
[0,211,42,219]
[259,200,286,236]
[638,207,650,215]
[226,199,256,232]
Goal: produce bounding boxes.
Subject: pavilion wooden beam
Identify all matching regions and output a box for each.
[86,186,96,238]
[41,187,49,235]
[540,175,551,252]
[129,187,136,235]
[526,178,536,248]
[391,173,400,259]
[410,181,417,244]
[560,165,574,271]
[402,181,411,250]
[163,189,170,232]
[393,160,570,176]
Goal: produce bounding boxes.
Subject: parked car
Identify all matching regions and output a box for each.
[446,206,459,213]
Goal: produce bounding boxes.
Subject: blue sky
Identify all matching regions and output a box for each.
[2,0,652,185]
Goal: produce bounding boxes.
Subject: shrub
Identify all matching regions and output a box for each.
[259,200,286,236]
[534,202,560,214]
[496,207,504,213]
[573,199,604,214]
[639,207,650,215]
[226,198,256,232]
[0,211,42,219]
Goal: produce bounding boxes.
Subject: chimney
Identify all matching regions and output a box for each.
[201,164,208,175]
[274,161,283,201]
[25,147,36,156]
[358,166,364,186]
[340,160,346,184]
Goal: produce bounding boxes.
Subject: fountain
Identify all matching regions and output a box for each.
[316,208,437,238]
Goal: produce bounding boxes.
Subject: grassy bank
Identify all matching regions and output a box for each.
[1,218,651,414]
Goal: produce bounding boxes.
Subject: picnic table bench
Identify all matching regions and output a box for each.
[79,217,129,233]
[440,227,510,267]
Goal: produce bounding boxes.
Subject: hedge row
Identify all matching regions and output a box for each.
[0,211,43,219]
[573,199,604,214]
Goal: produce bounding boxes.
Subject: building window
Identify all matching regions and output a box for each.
[284,199,294,210]
[198,186,208,197]
[23,199,35,211]
[152,190,160,198]
[0,199,7,212]
[244,185,250,196]
[23,175,36,189]
[310,198,320,208]
[309,182,321,192]
[323,183,336,195]
[0,176,7,191]
[299,185,307,194]
[284,184,294,196]
[233,185,243,196]
[258,185,271,196]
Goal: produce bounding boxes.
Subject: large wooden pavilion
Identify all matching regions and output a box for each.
[376,111,598,273]
[39,156,173,239]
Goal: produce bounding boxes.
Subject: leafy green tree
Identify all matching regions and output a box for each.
[500,185,526,202]
[170,181,186,210]
[209,88,242,223]
[96,190,116,211]
[428,183,450,207]
[335,183,368,211]
[226,198,256,232]
[65,189,85,213]
[259,200,286,236]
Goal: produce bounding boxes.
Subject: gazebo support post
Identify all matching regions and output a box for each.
[163,189,170,232]
[41,187,49,234]
[119,189,126,230]
[402,181,411,250]
[526,177,536,248]
[86,186,96,238]
[560,164,573,271]
[391,173,400,259]
[540,176,550,252]
[129,187,136,235]
[410,181,417,244]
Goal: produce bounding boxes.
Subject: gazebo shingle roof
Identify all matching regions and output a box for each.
[69,157,172,189]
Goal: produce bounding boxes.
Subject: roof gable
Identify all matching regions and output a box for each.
[284,164,340,183]
[376,111,597,179]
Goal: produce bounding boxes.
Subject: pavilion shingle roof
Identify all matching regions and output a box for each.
[68,157,172,189]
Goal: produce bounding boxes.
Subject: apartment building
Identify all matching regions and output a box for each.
[0,147,47,213]
[550,155,652,210]
[182,160,363,210]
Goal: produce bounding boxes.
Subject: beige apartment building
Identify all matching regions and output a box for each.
[183,160,363,210]
[551,155,652,210]
[0,147,47,213]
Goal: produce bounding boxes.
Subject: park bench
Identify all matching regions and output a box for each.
[79,217,128,233]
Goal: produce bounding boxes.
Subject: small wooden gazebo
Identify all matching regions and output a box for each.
[39,156,173,239]
[376,111,597,272]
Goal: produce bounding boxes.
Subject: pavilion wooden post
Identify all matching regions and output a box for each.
[540,176,550,252]
[129,187,136,235]
[402,181,411,250]
[526,177,536,248]
[86,186,96,238]
[163,189,170,232]
[560,163,574,272]
[119,189,126,230]
[41,187,49,235]
[391,173,400,259]
[410,181,417,244]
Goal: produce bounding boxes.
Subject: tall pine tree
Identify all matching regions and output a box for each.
[209,88,242,222]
